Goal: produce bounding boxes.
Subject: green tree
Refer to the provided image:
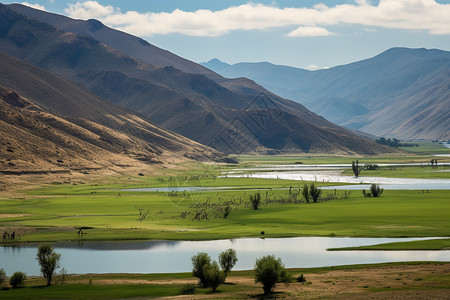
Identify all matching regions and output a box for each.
[309,183,322,203]
[9,271,26,288]
[370,184,384,197]
[254,255,289,295]
[250,192,261,210]
[302,184,310,203]
[219,248,238,279]
[352,160,361,177]
[36,243,61,286]
[203,261,225,292]
[0,268,6,286]
[192,252,211,286]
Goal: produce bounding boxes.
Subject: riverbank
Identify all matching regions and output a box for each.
[1,262,448,299]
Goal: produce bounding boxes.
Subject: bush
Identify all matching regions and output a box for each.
[363,184,384,197]
[203,261,225,292]
[178,283,196,294]
[297,273,306,282]
[370,184,384,197]
[192,252,211,286]
[0,268,6,286]
[9,271,26,288]
[250,192,261,210]
[302,184,310,203]
[223,205,232,218]
[219,249,238,279]
[309,184,322,203]
[36,243,61,286]
[254,255,289,295]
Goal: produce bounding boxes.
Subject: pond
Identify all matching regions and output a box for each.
[1,237,449,276]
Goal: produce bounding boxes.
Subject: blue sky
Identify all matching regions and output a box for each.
[6,0,450,69]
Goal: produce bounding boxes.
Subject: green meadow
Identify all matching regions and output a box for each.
[1,144,449,246]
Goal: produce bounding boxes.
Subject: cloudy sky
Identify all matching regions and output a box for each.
[6,0,450,69]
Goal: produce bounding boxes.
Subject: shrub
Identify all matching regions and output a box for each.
[59,267,68,285]
[219,249,238,278]
[178,283,196,294]
[254,255,289,295]
[0,268,6,286]
[223,205,232,218]
[363,184,384,197]
[36,243,61,286]
[297,274,306,282]
[192,252,211,286]
[9,271,26,288]
[370,184,384,197]
[250,192,261,210]
[309,184,322,203]
[302,184,310,203]
[203,261,225,292]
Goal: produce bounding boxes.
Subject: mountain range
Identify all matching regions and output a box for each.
[0,50,230,179]
[0,3,394,156]
[202,48,450,141]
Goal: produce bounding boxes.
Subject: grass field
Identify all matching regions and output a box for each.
[1,146,449,246]
[329,238,450,251]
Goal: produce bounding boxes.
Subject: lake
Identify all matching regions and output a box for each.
[1,237,448,276]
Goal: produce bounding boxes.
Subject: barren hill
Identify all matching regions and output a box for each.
[0,51,229,182]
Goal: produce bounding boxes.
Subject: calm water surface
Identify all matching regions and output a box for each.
[1,237,448,276]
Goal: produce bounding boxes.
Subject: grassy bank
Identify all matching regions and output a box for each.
[329,238,450,251]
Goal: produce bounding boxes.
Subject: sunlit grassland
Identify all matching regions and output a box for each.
[1,184,449,242]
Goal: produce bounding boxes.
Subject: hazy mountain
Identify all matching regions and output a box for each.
[0,51,230,176]
[0,4,398,155]
[202,48,450,140]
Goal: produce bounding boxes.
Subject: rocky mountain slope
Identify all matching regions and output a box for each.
[202,48,450,141]
[0,4,397,155]
[0,51,228,178]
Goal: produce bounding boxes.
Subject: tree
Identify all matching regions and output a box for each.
[254,255,289,295]
[309,184,322,203]
[0,268,6,286]
[9,271,26,288]
[203,261,225,292]
[192,252,211,286]
[36,243,61,286]
[352,160,361,177]
[250,192,261,210]
[301,184,310,203]
[219,249,238,279]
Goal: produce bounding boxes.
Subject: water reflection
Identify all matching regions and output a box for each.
[1,237,448,276]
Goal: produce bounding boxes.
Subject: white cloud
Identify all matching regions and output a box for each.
[64,0,450,37]
[20,2,45,11]
[287,26,336,37]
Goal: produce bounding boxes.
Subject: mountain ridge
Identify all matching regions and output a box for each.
[0,3,399,155]
[202,47,450,140]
